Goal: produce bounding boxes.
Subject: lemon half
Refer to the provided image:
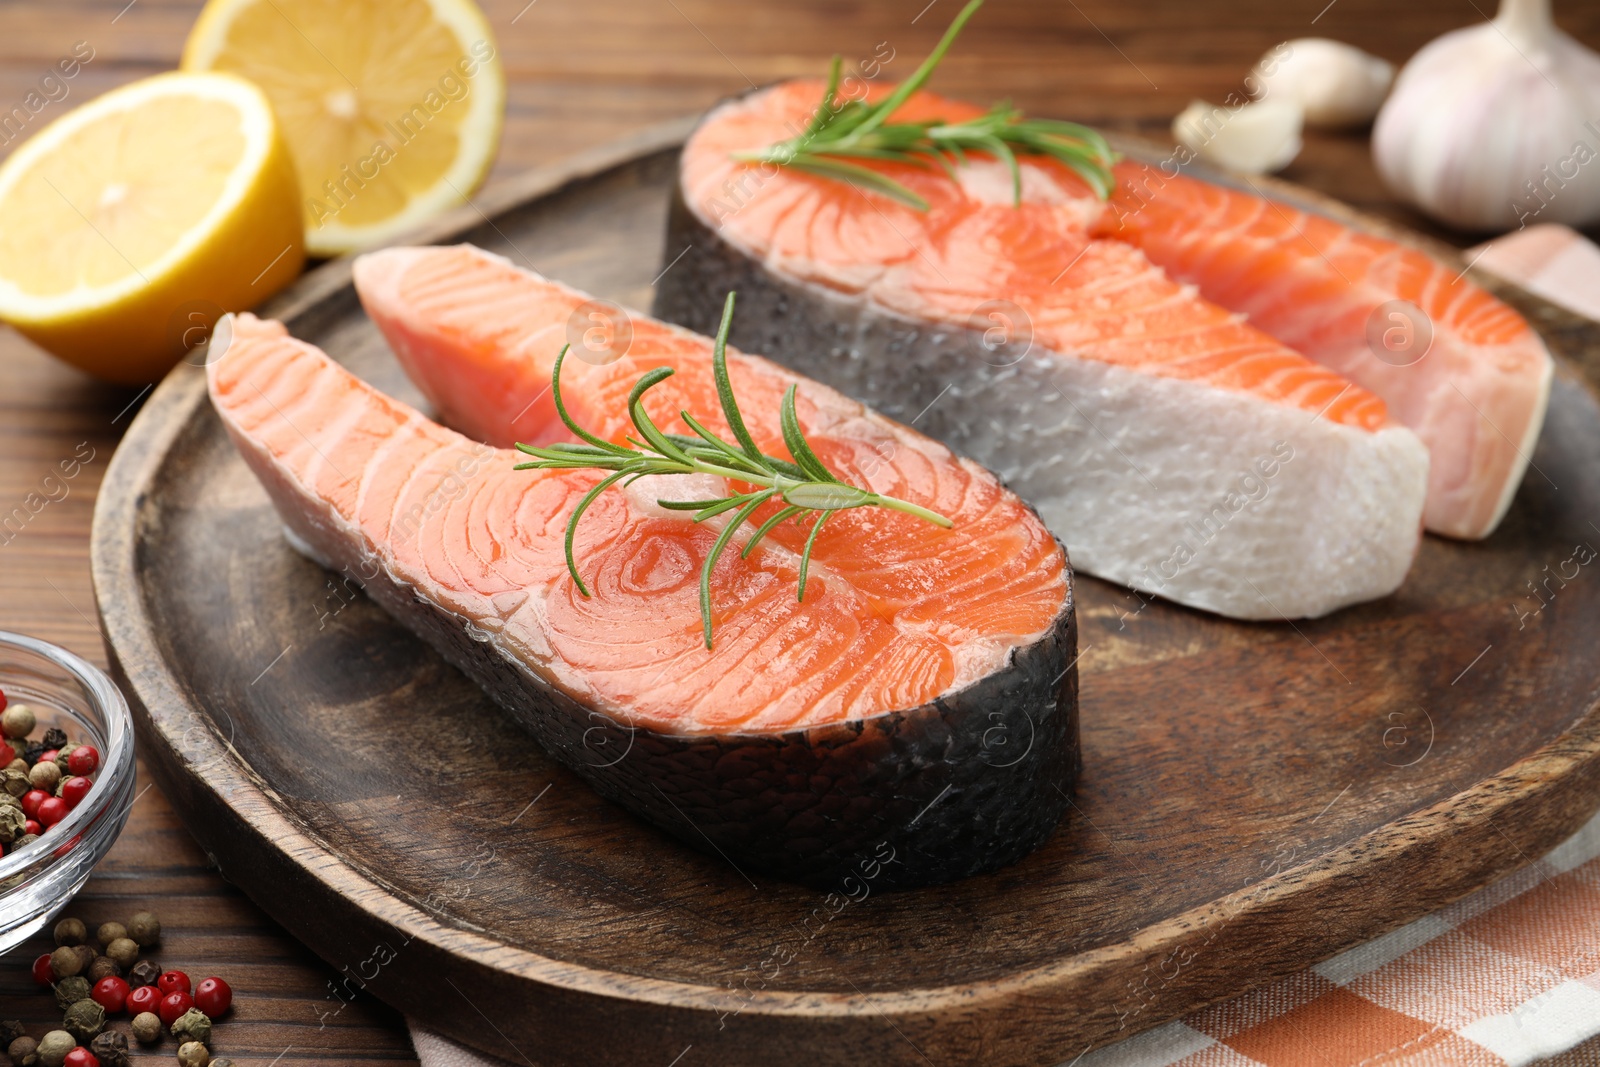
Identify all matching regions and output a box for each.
[0,71,304,385]
[182,0,505,256]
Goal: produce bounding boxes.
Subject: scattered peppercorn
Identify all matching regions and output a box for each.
[129,1013,161,1046]
[89,977,128,1015]
[156,992,192,1029]
[157,972,190,997]
[0,703,32,739]
[193,978,230,1018]
[176,1042,208,1067]
[84,958,118,984]
[125,913,159,948]
[93,923,124,947]
[30,955,53,987]
[169,1009,210,1048]
[126,961,160,989]
[70,947,96,976]
[59,1050,96,1067]
[62,997,105,1043]
[87,1032,127,1067]
[125,987,158,1018]
[26,763,59,794]
[103,939,137,970]
[53,977,90,1014]
[7,1035,40,1067]
[34,1032,73,1067]
[48,947,81,981]
[0,1024,22,1048]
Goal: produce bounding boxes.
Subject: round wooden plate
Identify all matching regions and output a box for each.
[92,122,1600,1067]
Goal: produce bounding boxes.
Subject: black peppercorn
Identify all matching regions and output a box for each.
[7,1035,39,1067]
[0,1023,22,1047]
[84,956,119,984]
[21,742,44,765]
[39,728,66,750]
[88,1031,129,1067]
[127,959,161,989]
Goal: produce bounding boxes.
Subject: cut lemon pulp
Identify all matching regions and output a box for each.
[182,0,505,256]
[0,71,304,385]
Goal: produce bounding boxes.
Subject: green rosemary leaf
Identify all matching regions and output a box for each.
[741,503,805,559]
[549,345,630,455]
[626,367,695,466]
[851,0,984,139]
[700,495,770,649]
[678,410,770,475]
[655,498,731,511]
[711,293,767,464]
[690,493,763,523]
[784,157,929,211]
[803,55,844,140]
[796,510,832,602]
[781,480,872,511]
[779,383,839,484]
[564,468,633,597]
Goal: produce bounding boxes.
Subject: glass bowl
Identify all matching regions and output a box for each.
[0,630,135,956]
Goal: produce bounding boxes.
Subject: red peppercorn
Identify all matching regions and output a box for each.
[0,686,7,713]
[31,952,54,986]
[38,749,58,764]
[23,819,40,836]
[195,975,233,1016]
[127,983,160,1016]
[37,795,69,827]
[61,776,92,808]
[67,745,99,776]
[63,1049,99,1067]
[158,990,194,1027]
[158,970,192,995]
[21,789,47,819]
[92,974,130,1013]
[0,742,13,766]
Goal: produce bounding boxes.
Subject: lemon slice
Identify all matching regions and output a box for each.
[182,0,505,256]
[0,71,304,385]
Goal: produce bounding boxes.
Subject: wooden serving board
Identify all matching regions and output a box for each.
[92,122,1600,1067]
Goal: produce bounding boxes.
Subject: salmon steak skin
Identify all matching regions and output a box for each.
[207,254,1078,890]
[655,82,1544,615]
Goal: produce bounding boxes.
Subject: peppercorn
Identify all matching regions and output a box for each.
[0,805,24,844]
[103,939,138,970]
[62,998,105,1043]
[1,770,27,798]
[125,913,160,948]
[0,1024,22,1047]
[4,760,24,775]
[21,743,44,765]
[0,704,33,740]
[92,922,123,946]
[39,728,66,750]
[48,947,81,981]
[84,958,118,984]
[27,763,60,794]
[11,833,37,850]
[86,1032,127,1067]
[7,1036,39,1067]
[169,1010,210,1048]
[53,977,90,1013]
[208,1060,232,1067]
[33,1032,73,1067]
[126,961,160,989]
[52,919,86,947]
[129,1013,161,1045]
[176,1043,208,1067]
[71,947,96,976]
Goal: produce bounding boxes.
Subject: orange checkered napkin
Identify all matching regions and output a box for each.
[1081,808,1600,1067]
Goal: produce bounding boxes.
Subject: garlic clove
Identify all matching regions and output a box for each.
[1173,97,1304,175]
[1250,38,1394,128]
[1372,0,1600,231]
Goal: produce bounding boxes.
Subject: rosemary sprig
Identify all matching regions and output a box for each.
[729,0,1117,210]
[514,292,952,650]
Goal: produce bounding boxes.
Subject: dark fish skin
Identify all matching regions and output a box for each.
[290,485,1080,890]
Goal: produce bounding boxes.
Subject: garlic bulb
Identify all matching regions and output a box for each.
[1373,0,1600,231]
[1173,98,1303,175]
[1250,39,1394,128]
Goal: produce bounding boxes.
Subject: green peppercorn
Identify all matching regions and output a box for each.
[61,998,104,1043]
[52,977,90,1013]
[0,770,26,799]
[130,1012,161,1045]
[26,762,60,794]
[0,793,18,812]
[11,833,37,850]
[104,938,139,969]
[3,760,24,776]
[126,912,160,948]
[51,918,86,947]
[88,1031,129,1067]
[34,1032,73,1067]
[127,960,160,988]
[176,1041,210,1067]
[169,1009,210,1048]
[0,704,33,740]
[47,946,81,981]
[84,956,119,984]
[0,805,24,845]
[7,1036,39,1067]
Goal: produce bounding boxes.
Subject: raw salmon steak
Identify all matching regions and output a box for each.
[207,268,1077,889]
[655,83,1469,618]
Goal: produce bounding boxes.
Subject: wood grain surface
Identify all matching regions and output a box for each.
[3,1,1600,1064]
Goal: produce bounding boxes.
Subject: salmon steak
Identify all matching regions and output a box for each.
[656,81,1545,615]
[207,254,1078,889]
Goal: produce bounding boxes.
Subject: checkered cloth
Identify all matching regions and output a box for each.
[410,227,1600,1067]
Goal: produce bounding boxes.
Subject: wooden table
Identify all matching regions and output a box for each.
[2,1,1596,1063]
